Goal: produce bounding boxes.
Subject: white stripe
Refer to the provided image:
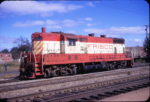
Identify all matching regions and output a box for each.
[35,47,42,54]
[34,41,40,48]
[35,42,43,49]
[33,41,43,54]
[36,41,124,54]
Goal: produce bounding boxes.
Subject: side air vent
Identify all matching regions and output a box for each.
[88,33,94,37]
[100,35,106,37]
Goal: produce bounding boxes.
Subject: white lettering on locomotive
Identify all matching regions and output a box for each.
[33,41,125,54]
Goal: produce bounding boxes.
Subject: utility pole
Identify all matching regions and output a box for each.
[144,25,150,62]
[145,25,150,38]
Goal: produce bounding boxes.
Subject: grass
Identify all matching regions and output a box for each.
[0,61,20,72]
[0,61,20,79]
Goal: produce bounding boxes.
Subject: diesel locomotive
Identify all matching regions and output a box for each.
[19,27,133,79]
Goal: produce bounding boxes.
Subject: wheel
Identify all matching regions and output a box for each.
[60,67,68,76]
[106,67,110,71]
[67,68,73,75]
[105,63,110,71]
[44,69,49,78]
[122,61,127,69]
[72,67,77,74]
[117,65,122,69]
[109,64,113,70]
[51,69,60,77]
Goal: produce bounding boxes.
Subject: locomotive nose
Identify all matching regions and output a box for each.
[42,27,46,33]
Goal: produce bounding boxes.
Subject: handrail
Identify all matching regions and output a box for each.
[33,51,36,66]
[30,52,31,62]
[19,52,23,67]
[41,53,44,74]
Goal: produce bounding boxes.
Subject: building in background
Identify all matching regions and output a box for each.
[0,53,13,64]
[126,47,146,59]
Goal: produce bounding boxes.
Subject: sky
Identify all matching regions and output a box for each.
[0,0,149,51]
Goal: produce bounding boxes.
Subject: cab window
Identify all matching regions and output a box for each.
[68,39,76,46]
[34,36,42,40]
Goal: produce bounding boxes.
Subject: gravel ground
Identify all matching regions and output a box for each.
[100,87,150,101]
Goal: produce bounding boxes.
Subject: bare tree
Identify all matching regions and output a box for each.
[10,37,31,60]
[14,36,31,51]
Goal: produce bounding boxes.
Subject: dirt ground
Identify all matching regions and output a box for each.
[100,87,150,102]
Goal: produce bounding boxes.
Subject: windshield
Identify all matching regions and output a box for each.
[34,36,42,41]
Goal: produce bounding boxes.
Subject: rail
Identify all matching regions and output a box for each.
[0,66,149,100]
[4,74,150,102]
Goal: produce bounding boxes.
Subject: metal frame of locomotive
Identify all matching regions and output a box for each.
[19,27,133,79]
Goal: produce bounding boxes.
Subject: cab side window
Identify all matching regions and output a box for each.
[68,39,76,46]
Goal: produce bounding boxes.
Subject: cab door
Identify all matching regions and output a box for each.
[60,35,65,53]
[79,38,88,53]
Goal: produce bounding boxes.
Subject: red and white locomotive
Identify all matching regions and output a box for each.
[20,27,133,79]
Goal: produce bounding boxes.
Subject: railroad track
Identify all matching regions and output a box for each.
[0,66,149,101]
[0,66,149,93]
[45,78,149,102]
[3,75,149,102]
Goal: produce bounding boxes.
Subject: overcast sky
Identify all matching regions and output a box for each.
[0,0,149,50]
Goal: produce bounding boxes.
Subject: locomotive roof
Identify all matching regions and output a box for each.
[32,27,125,44]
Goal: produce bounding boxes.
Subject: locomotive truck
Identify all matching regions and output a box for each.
[19,27,133,79]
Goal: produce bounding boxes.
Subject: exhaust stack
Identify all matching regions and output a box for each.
[42,27,46,33]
